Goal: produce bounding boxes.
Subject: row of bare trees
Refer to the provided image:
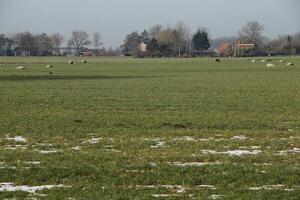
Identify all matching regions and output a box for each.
[0,31,103,56]
[122,21,300,57]
[212,21,300,56]
[121,22,211,57]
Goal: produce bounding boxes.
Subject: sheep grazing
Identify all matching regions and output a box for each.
[215,58,221,62]
[16,66,25,70]
[266,59,272,62]
[286,62,294,66]
[68,61,74,64]
[261,60,266,63]
[251,59,256,63]
[46,64,53,68]
[82,60,87,64]
[0,64,2,67]
[266,63,275,67]
[279,59,285,63]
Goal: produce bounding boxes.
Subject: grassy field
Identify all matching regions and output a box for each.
[0,56,299,199]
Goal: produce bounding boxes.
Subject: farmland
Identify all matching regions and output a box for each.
[0,57,299,199]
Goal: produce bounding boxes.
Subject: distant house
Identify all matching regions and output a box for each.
[138,42,147,52]
[216,42,255,57]
[234,43,255,56]
[217,42,232,56]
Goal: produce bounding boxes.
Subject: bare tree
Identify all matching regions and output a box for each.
[239,21,264,45]
[92,32,103,50]
[37,33,52,56]
[68,30,91,54]
[149,24,163,39]
[50,33,64,49]
[175,21,191,56]
[13,32,35,56]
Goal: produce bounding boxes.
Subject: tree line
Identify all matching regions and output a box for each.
[0,21,299,57]
[0,31,119,56]
[122,21,300,57]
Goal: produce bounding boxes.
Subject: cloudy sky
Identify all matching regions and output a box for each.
[0,0,299,48]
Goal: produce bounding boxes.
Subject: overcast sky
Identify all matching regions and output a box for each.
[0,0,299,48]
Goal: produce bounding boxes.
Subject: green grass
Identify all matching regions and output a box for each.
[0,56,299,199]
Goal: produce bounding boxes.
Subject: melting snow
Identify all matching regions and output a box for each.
[0,182,69,193]
[275,148,300,156]
[39,150,59,154]
[150,141,166,148]
[201,149,261,156]
[210,194,224,199]
[173,136,196,141]
[231,135,247,140]
[168,161,222,167]
[3,145,28,150]
[248,184,293,191]
[196,185,216,190]
[6,136,27,143]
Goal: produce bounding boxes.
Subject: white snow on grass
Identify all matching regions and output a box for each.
[210,194,224,199]
[151,194,174,197]
[24,161,41,165]
[173,136,196,141]
[196,185,217,190]
[167,161,222,167]
[136,185,186,193]
[81,137,102,144]
[201,149,261,156]
[231,135,247,140]
[3,145,28,150]
[0,182,70,193]
[38,150,60,154]
[71,146,81,151]
[275,148,300,156]
[150,141,166,148]
[6,136,27,143]
[248,184,294,191]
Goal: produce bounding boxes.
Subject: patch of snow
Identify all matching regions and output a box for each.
[71,146,80,150]
[249,185,289,191]
[201,149,261,156]
[150,141,166,148]
[24,161,41,165]
[0,182,70,193]
[173,136,196,141]
[6,136,27,143]
[168,161,222,167]
[136,185,186,193]
[210,194,224,199]
[231,135,247,140]
[39,150,59,154]
[275,148,300,156]
[3,145,28,150]
[151,194,173,197]
[196,185,216,190]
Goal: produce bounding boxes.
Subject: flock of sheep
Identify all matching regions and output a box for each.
[251,59,294,67]
[0,60,87,70]
[0,59,296,70]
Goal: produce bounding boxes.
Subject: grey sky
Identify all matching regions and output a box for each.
[0,0,299,48]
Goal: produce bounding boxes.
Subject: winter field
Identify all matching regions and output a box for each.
[0,56,299,199]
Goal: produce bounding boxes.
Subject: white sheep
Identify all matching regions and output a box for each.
[0,64,2,67]
[251,59,256,63]
[46,65,53,68]
[261,59,266,63]
[266,63,275,67]
[286,62,294,66]
[16,66,25,70]
[279,59,285,63]
[82,60,87,63]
